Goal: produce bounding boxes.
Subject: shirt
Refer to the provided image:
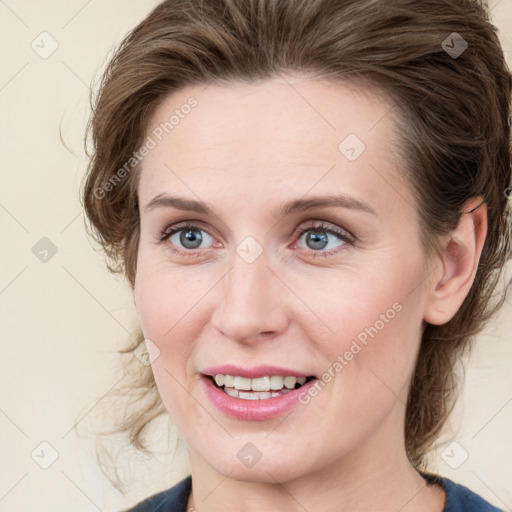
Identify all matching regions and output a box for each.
[123,473,504,511]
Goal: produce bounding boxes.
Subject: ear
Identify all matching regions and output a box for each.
[423,197,487,326]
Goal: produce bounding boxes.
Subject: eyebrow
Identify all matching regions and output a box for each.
[143,193,377,216]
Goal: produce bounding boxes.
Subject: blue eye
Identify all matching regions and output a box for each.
[158,221,354,258]
[160,224,214,251]
[293,222,353,257]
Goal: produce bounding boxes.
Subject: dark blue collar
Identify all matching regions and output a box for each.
[127,473,503,511]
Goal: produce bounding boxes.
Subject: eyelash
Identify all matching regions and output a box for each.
[157,221,355,258]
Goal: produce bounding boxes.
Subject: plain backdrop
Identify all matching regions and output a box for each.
[1,0,511,510]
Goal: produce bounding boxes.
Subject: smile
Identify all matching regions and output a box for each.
[211,374,315,400]
[201,370,319,420]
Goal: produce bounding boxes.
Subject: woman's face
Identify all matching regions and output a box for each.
[133,74,433,481]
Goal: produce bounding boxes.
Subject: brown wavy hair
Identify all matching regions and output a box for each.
[80,0,512,490]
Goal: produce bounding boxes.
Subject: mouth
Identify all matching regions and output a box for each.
[206,374,317,400]
[200,367,320,420]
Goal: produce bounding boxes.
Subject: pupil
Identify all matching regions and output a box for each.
[181,229,202,249]
[307,231,328,250]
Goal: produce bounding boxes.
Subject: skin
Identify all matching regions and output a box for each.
[132,73,487,512]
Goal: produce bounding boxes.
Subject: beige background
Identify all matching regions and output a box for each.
[0,0,511,510]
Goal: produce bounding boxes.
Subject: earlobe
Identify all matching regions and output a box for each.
[423,197,487,326]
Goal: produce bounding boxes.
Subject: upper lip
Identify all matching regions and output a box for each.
[202,364,315,379]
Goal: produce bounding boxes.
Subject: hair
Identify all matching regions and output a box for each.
[80,0,512,489]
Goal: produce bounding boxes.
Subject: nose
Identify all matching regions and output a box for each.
[210,247,290,345]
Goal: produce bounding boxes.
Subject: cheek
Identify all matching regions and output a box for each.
[133,258,216,389]
[291,266,418,348]
[133,264,201,425]
[293,263,423,402]
[134,257,201,339]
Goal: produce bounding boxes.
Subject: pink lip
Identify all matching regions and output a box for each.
[201,364,313,379]
[201,374,318,421]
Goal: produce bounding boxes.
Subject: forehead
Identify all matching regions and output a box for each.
[138,74,412,217]
[144,74,397,152]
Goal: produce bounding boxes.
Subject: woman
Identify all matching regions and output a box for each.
[81,0,511,510]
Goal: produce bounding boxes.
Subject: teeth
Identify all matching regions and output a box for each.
[251,376,270,391]
[239,391,272,400]
[223,388,276,400]
[284,376,297,389]
[223,375,235,387]
[212,374,310,394]
[234,376,252,390]
[224,387,238,398]
[269,376,284,390]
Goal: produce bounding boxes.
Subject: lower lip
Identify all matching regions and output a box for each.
[201,375,318,421]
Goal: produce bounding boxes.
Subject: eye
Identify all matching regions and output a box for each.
[157,220,354,258]
[293,221,354,257]
[159,222,216,255]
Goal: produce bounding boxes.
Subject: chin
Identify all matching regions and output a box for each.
[197,441,317,484]
[221,461,307,483]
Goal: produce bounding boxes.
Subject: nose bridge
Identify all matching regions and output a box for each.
[211,244,288,343]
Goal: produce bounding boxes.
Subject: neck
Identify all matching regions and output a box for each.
[185,410,445,512]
